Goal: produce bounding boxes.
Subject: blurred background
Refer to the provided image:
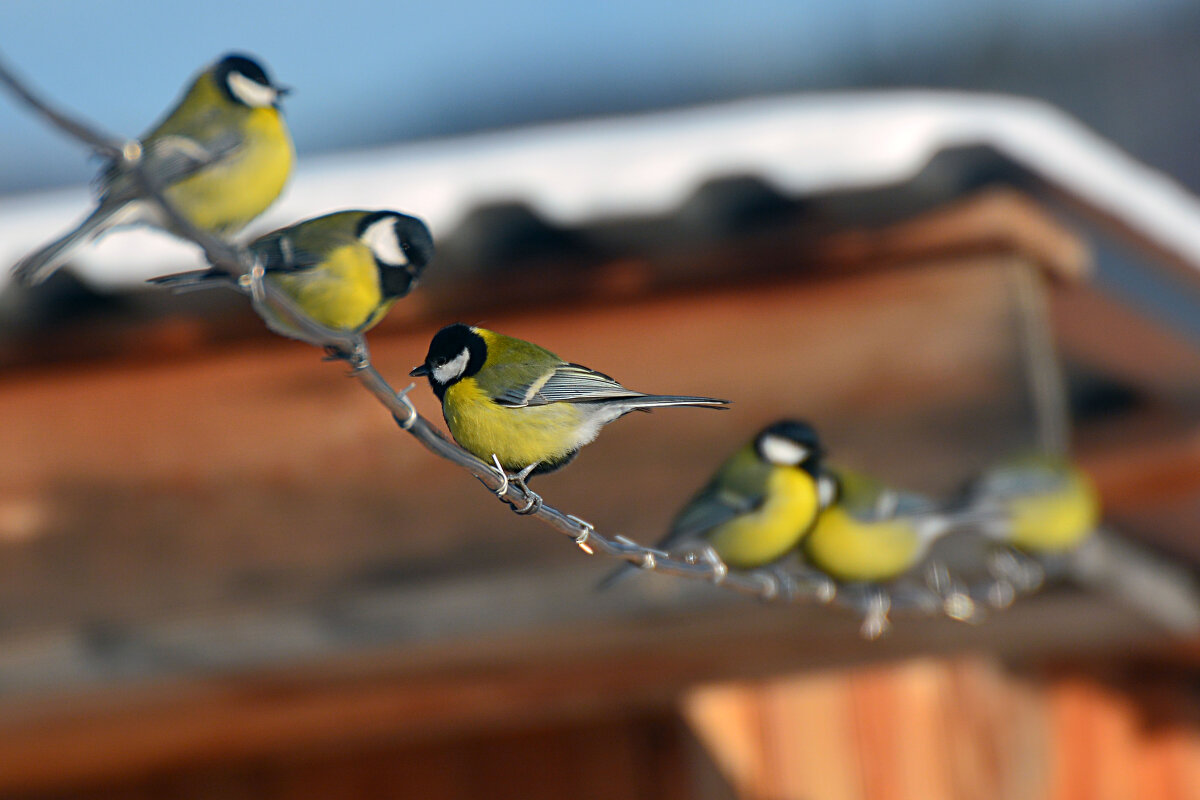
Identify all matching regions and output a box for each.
[2,2,1200,798]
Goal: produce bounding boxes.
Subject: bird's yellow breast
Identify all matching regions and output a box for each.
[443,379,586,470]
[803,508,924,583]
[168,107,293,234]
[268,243,388,332]
[1007,473,1099,552]
[708,468,820,569]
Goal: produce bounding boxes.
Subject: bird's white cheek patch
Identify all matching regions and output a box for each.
[433,348,471,384]
[227,72,278,107]
[818,474,837,508]
[760,435,809,466]
[361,217,407,266]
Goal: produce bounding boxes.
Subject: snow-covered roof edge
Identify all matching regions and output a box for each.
[1,90,1198,288]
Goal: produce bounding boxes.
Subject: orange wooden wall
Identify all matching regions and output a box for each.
[683,657,1200,800]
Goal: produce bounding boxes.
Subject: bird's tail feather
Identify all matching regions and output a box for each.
[147,268,234,293]
[12,203,122,285]
[625,394,730,410]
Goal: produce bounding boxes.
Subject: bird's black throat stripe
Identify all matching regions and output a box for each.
[379,266,416,299]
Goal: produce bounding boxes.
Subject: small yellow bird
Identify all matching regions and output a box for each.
[150,209,433,337]
[802,468,968,584]
[599,420,825,587]
[14,53,293,284]
[410,324,729,481]
[962,456,1100,554]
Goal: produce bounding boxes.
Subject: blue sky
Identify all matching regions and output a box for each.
[5,0,1200,340]
[0,0,1194,194]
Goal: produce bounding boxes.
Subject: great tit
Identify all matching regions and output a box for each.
[149,209,433,336]
[962,456,1100,554]
[802,468,967,584]
[14,53,294,285]
[410,324,729,478]
[598,420,825,588]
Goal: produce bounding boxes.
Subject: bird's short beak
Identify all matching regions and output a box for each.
[409,364,430,377]
[275,85,293,97]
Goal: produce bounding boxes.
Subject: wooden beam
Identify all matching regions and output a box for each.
[810,187,1092,283]
[0,591,1177,795]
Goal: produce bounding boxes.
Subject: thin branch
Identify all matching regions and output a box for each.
[0,54,1100,639]
[0,54,126,159]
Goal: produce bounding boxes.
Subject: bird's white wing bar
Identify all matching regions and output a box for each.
[525,364,642,405]
[493,363,639,408]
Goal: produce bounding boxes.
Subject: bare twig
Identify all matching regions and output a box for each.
[0,55,126,159]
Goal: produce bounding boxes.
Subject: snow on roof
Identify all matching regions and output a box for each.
[2,90,1200,289]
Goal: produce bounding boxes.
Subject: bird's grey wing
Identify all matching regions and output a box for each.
[250,232,324,275]
[99,129,244,198]
[659,487,762,550]
[143,130,244,184]
[494,363,641,407]
[855,483,975,544]
[885,489,939,519]
[829,468,936,522]
[840,489,938,523]
[972,462,1067,501]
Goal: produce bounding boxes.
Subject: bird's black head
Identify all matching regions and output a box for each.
[356,211,435,299]
[410,323,487,399]
[214,53,287,108]
[754,419,824,474]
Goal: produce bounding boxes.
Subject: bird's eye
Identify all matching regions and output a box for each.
[432,357,445,367]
